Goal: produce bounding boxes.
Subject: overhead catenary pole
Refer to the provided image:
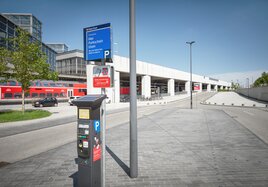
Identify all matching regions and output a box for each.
[186,41,195,109]
[129,0,138,178]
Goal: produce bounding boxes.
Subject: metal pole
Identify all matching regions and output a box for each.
[190,44,192,109]
[129,0,138,178]
[101,59,106,187]
[186,41,195,109]
[247,78,249,98]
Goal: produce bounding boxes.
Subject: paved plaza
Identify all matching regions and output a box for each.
[0,106,268,186]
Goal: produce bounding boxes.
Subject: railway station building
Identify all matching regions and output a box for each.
[56,50,231,103]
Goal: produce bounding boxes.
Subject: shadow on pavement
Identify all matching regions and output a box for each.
[106,145,130,177]
[69,159,78,187]
[69,146,130,186]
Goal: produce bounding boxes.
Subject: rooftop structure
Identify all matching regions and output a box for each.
[46,43,68,53]
[2,13,42,41]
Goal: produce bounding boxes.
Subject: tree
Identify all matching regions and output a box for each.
[254,72,268,87]
[0,48,12,81]
[0,28,58,113]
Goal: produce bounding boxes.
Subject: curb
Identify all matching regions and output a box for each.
[200,101,268,109]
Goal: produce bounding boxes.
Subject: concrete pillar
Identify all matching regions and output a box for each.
[141,75,151,99]
[114,71,120,103]
[199,83,202,92]
[220,85,224,90]
[185,81,190,95]
[215,85,218,92]
[86,64,101,94]
[168,79,175,96]
[207,84,211,92]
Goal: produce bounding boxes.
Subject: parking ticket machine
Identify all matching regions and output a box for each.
[73,95,106,187]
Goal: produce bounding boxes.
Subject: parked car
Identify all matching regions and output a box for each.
[33,97,58,107]
[68,96,80,105]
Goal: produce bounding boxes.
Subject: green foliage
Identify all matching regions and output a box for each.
[0,109,51,123]
[0,47,12,81]
[0,28,58,113]
[254,72,268,87]
[231,82,240,90]
[0,28,58,90]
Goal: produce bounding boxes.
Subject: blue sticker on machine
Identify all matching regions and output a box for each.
[94,120,100,133]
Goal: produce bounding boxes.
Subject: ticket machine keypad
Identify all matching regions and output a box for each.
[77,122,92,158]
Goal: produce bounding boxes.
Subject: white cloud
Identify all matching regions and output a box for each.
[209,70,268,87]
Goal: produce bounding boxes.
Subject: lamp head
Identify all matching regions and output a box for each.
[186,41,195,45]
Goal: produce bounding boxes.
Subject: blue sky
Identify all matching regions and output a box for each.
[1,0,268,83]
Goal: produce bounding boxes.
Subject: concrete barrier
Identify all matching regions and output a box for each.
[236,87,268,102]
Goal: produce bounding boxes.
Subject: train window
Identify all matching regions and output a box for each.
[79,89,87,92]
[9,81,17,86]
[0,82,7,85]
[32,93,38,98]
[46,93,52,97]
[68,84,74,87]
[14,93,22,98]
[30,82,35,86]
[18,82,22,86]
[4,93,13,98]
[35,81,41,87]
[25,92,30,98]
[63,83,68,87]
[60,93,66,97]
[39,93,45,98]
[56,83,62,87]
[50,83,56,87]
[43,82,49,87]
[54,93,59,97]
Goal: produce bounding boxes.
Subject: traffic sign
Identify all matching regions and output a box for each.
[93,77,111,88]
[92,65,113,88]
[84,23,111,61]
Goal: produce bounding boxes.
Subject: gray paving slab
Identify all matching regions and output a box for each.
[205,92,268,107]
[0,108,268,186]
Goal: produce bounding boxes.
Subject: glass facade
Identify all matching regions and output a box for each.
[46,43,68,53]
[2,14,42,41]
[0,14,16,49]
[42,44,56,71]
[56,56,86,76]
[0,14,56,71]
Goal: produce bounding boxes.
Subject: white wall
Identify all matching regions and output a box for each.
[236,87,268,102]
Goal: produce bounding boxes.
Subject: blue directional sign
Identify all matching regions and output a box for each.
[84,23,111,61]
[94,120,100,133]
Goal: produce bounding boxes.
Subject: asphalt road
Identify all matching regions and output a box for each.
[0,103,169,163]
[0,92,268,164]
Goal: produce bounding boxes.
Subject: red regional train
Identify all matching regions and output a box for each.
[0,80,87,101]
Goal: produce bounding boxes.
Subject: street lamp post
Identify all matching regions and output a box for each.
[247,78,249,98]
[129,0,138,178]
[186,41,195,109]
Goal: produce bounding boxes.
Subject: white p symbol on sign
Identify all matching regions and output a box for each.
[104,50,110,58]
